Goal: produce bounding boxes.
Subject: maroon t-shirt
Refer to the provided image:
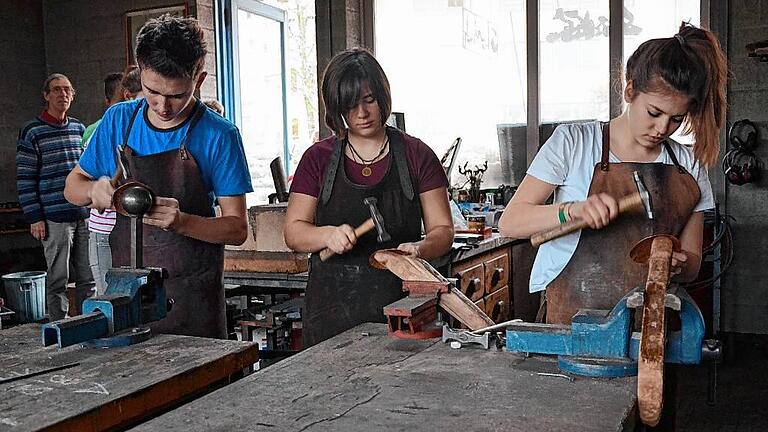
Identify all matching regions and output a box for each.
[290,132,449,198]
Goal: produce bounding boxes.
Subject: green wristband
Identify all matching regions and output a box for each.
[558,203,567,224]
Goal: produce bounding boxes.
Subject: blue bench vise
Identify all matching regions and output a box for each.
[505,285,706,377]
[42,267,169,348]
[42,179,171,348]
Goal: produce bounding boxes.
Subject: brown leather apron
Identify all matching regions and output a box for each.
[545,124,700,324]
[110,100,227,338]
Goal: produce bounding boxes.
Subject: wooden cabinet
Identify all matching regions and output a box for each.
[452,246,512,323]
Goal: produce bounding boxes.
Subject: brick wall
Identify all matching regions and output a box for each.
[0,1,46,203]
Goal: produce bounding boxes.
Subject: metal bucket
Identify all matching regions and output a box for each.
[2,271,46,323]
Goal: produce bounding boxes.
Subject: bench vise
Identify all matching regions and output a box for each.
[42,267,169,348]
[505,286,708,377]
[42,178,171,348]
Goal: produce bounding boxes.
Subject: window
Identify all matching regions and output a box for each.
[217,0,318,205]
[375,0,527,188]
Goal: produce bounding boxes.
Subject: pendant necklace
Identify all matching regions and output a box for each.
[347,134,389,177]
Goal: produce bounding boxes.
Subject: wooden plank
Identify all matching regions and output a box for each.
[0,325,259,432]
[132,323,637,432]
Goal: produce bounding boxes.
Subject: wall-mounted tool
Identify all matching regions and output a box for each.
[318,197,391,262]
[530,171,652,247]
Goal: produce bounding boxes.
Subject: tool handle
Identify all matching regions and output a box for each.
[318,218,375,262]
[530,192,643,247]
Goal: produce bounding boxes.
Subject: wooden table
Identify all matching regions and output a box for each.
[0,325,259,432]
[131,323,638,432]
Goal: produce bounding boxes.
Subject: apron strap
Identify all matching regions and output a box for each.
[600,122,610,171]
[388,127,415,201]
[122,99,144,147]
[179,100,206,160]
[320,137,345,206]
[662,141,688,174]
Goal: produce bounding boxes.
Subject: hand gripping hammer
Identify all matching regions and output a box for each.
[530,171,653,247]
[319,197,391,261]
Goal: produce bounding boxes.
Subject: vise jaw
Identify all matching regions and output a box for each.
[42,267,168,348]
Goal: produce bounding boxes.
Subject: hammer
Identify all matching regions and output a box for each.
[318,197,391,261]
[530,171,653,247]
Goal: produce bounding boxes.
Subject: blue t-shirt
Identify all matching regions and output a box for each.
[79,99,253,200]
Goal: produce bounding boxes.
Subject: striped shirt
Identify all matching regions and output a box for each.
[16,115,89,223]
[88,208,116,234]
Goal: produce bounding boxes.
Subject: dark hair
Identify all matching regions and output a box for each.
[104,72,124,100]
[625,22,729,167]
[42,73,72,94]
[321,48,392,137]
[134,14,207,79]
[121,65,142,95]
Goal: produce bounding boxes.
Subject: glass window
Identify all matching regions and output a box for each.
[375,0,527,188]
[225,0,318,205]
[540,0,610,123]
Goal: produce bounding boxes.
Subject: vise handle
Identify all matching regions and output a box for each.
[530,192,643,247]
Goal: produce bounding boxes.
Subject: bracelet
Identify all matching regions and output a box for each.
[557,202,568,224]
[558,201,574,224]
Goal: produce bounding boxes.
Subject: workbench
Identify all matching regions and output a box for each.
[0,324,259,432]
[130,322,638,432]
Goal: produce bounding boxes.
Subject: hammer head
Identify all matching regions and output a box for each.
[363,197,391,243]
[632,171,654,220]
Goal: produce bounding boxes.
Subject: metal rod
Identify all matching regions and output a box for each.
[470,318,523,334]
[131,216,143,269]
[0,362,80,385]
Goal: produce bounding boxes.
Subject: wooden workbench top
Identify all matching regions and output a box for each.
[131,323,637,432]
[0,324,259,432]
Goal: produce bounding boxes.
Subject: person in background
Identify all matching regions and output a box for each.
[203,98,224,116]
[498,23,729,326]
[284,48,454,347]
[16,73,94,320]
[83,66,143,294]
[65,15,252,339]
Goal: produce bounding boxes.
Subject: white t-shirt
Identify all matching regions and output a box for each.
[526,121,714,293]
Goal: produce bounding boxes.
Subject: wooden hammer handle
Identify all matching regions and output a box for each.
[318,218,375,261]
[530,192,643,247]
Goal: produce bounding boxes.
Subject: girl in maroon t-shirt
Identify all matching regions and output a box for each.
[284,48,454,347]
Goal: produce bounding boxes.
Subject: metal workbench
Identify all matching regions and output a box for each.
[130,322,638,432]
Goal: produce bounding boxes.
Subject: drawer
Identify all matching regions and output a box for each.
[455,263,485,301]
[484,286,510,323]
[484,253,509,294]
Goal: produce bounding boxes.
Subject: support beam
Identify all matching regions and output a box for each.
[609,0,623,119]
[525,0,540,165]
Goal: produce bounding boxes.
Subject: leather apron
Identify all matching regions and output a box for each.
[303,126,423,347]
[110,100,227,338]
[545,124,701,324]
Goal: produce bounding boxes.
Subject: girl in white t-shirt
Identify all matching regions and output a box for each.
[498,23,729,321]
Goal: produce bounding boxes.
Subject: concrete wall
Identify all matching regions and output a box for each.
[0,0,46,203]
[41,0,216,128]
[0,0,216,204]
[714,0,768,334]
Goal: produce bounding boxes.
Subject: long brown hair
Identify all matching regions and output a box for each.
[625,22,729,167]
[320,48,392,138]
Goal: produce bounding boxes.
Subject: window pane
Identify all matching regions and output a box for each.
[237,9,285,205]
[375,1,527,187]
[540,0,610,123]
[262,0,319,178]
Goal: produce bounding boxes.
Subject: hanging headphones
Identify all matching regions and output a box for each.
[723,119,762,186]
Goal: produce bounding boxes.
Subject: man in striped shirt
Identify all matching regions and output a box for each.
[16,73,94,320]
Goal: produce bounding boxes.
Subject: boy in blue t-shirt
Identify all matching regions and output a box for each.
[65,15,252,338]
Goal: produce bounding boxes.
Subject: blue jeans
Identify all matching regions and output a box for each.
[88,231,112,295]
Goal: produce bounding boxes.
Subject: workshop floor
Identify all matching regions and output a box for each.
[676,333,768,431]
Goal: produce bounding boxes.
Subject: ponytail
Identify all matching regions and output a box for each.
[625,22,729,167]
